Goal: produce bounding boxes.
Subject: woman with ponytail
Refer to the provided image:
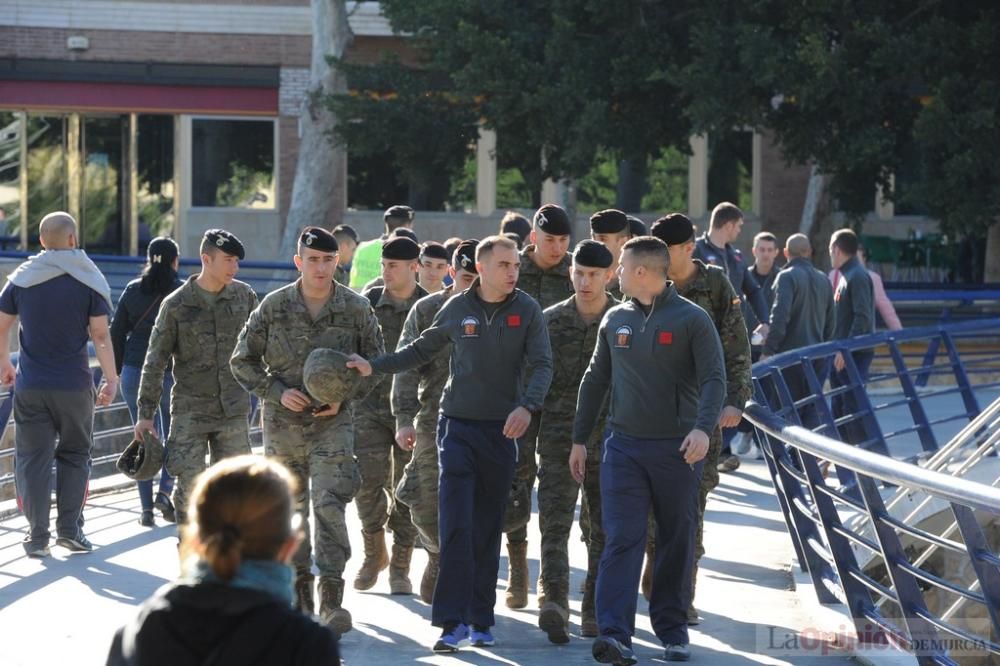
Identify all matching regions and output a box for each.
[111,237,183,526]
[107,455,340,665]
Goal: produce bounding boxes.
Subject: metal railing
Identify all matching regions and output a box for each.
[746,318,1000,664]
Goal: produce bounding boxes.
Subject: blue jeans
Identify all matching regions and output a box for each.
[120,364,173,510]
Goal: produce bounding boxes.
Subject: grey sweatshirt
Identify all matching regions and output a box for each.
[833,256,875,340]
[573,283,726,442]
[764,257,835,355]
[370,280,553,421]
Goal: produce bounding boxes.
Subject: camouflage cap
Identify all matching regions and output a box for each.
[116,430,164,481]
[303,348,363,405]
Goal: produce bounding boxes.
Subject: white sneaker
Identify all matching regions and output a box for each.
[731,432,752,455]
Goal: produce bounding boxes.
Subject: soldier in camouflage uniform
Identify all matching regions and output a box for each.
[354,237,427,596]
[332,224,358,288]
[230,227,384,635]
[505,204,573,609]
[590,209,633,301]
[135,229,257,527]
[651,214,752,623]
[391,239,480,603]
[536,240,617,644]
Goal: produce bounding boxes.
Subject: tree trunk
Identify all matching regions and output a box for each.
[985,222,1000,283]
[276,0,353,264]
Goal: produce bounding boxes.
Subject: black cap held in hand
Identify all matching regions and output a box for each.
[453,239,479,273]
[650,213,696,246]
[204,228,245,259]
[299,226,339,253]
[573,239,614,269]
[532,204,572,237]
[381,236,421,261]
[589,209,629,234]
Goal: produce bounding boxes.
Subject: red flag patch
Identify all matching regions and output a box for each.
[507,314,521,327]
[658,331,673,345]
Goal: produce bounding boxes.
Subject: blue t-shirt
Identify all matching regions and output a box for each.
[0,274,111,391]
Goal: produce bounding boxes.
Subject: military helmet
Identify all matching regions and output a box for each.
[116,430,164,481]
[303,348,363,405]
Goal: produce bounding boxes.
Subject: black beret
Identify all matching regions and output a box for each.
[420,241,450,262]
[453,239,479,273]
[381,236,420,261]
[299,226,339,253]
[533,204,572,237]
[589,209,629,234]
[627,215,648,238]
[391,227,418,243]
[502,231,523,248]
[573,239,614,269]
[332,224,359,244]
[650,213,696,246]
[203,228,245,260]
[385,205,415,222]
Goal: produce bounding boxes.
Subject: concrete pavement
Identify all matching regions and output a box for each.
[0,458,856,665]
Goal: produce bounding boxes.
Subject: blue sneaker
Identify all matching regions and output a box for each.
[432,622,469,653]
[470,624,495,647]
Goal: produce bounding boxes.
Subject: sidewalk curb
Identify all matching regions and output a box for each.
[790,559,918,665]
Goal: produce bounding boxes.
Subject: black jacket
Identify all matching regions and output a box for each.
[110,277,183,373]
[370,279,553,420]
[764,257,835,355]
[106,582,340,666]
[573,283,726,442]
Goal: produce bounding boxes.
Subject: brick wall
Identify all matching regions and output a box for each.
[757,130,812,241]
[0,27,406,68]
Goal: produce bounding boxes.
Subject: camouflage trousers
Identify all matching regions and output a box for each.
[264,412,361,581]
[394,429,439,553]
[504,412,539,543]
[166,414,250,524]
[646,426,722,564]
[537,446,603,607]
[354,415,417,546]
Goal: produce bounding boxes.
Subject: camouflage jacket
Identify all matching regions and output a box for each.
[138,276,258,422]
[333,265,350,288]
[230,280,384,425]
[390,286,454,433]
[355,283,427,422]
[517,246,573,309]
[677,260,752,409]
[538,294,618,456]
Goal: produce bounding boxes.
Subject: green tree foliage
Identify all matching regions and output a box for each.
[325,56,480,209]
[677,2,1000,234]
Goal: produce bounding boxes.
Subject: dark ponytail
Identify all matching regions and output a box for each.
[139,237,180,296]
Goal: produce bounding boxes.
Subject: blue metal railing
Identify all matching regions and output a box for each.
[745,319,1000,664]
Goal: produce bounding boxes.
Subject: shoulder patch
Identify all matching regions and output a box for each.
[613,324,633,349]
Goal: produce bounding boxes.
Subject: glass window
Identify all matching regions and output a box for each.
[82,115,125,253]
[191,118,274,208]
[137,115,175,247]
[0,113,22,244]
[26,115,67,249]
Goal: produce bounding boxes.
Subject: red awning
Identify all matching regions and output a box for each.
[0,80,277,115]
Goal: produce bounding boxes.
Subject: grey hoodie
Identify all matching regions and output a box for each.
[7,248,112,308]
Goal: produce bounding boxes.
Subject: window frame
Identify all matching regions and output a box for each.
[186,114,279,213]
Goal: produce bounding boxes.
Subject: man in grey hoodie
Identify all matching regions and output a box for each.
[0,212,118,558]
